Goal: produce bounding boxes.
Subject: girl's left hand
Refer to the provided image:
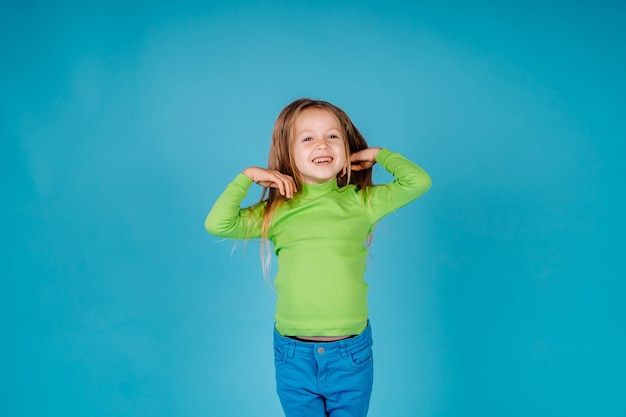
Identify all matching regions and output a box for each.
[350,147,381,171]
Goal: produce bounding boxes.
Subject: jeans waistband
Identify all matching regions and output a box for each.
[273,321,372,359]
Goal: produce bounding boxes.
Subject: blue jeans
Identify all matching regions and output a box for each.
[273,322,374,417]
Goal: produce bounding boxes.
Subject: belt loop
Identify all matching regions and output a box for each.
[287,341,295,359]
[339,341,348,359]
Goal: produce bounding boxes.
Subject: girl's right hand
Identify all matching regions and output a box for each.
[242,167,297,198]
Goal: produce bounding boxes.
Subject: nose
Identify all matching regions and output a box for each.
[316,138,329,149]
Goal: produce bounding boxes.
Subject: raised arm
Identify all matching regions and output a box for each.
[204,174,262,239]
[204,167,297,239]
[366,148,431,221]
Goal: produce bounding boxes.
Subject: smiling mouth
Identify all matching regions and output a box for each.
[312,157,333,164]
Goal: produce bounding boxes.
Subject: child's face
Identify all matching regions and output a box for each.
[292,108,347,184]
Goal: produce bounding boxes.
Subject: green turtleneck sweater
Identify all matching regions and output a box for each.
[205,148,431,336]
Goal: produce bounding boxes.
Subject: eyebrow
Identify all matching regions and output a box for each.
[296,127,342,134]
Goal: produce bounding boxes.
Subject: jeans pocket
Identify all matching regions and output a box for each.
[349,344,373,367]
[274,343,288,365]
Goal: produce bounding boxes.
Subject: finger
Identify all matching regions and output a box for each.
[352,161,374,171]
[282,178,292,198]
[274,175,286,196]
[264,172,296,198]
[278,172,294,198]
[350,162,365,171]
[350,151,366,162]
[283,175,296,198]
[277,174,295,198]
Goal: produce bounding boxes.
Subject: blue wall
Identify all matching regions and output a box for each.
[2,1,624,416]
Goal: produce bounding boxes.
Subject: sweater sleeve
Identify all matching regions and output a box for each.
[204,173,264,239]
[366,148,431,222]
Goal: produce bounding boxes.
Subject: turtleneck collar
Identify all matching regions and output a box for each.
[298,180,340,201]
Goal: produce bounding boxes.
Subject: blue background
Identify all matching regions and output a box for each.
[2,1,624,416]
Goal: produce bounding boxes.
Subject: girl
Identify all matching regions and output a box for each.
[205,98,431,417]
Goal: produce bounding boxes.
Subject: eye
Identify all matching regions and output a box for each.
[328,134,339,139]
[303,137,313,142]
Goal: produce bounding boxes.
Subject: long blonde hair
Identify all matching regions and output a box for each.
[255,98,375,275]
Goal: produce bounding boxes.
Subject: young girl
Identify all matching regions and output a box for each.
[205,98,431,417]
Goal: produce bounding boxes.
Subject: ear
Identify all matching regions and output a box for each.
[340,165,347,177]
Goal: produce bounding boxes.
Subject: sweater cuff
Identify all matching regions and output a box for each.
[232,173,254,189]
[374,148,393,164]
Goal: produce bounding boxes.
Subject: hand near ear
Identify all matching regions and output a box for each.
[242,167,297,198]
[350,147,381,171]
